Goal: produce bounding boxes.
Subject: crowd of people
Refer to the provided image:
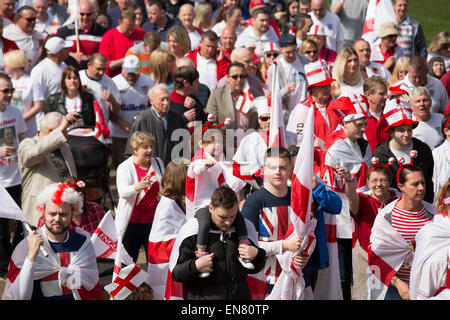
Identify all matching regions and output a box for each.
[0,0,448,301]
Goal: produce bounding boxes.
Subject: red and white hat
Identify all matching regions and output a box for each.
[304,59,334,88]
[328,94,370,122]
[383,98,418,132]
[307,24,327,36]
[263,41,280,53]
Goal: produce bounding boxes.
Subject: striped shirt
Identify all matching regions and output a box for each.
[391,205,430,283]
[397,18,414,57]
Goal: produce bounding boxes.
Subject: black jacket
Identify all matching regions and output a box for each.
[371,137,434,202]
[45,91,96,127]
[171,223,266,300]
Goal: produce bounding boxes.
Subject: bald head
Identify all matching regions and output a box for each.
[220,26,237,52]
[230,47,252,70]
[310,0,326,19]
[176,56,195,68]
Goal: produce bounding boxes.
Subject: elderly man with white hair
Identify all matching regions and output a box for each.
[411,86,444,149]
[33,0,60,38]
[1,182,103,300]
[18,111,78,228]
[125,83,186,165]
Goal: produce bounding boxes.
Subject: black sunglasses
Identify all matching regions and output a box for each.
[259,116,270,121]
[80,12,93,16]
[23,17,36,22]
[230,74,247,80]
[305,50,317,54]
[0,88,15,94]
[265,53,279,58]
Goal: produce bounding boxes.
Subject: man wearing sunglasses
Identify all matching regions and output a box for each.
[206,62,262,135]
[57,0,107,70]
[3,6,43,72]
[369,21,405,73]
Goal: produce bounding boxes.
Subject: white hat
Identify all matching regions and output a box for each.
[383,98,418,132]
[123,54,140,74]
[45,37,73,54]
[263,41,280,53]
[307,24,327,36]
[304,59,334,88]
[253,96,270,117]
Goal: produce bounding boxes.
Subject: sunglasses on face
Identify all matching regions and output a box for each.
[23,17,36,22]
[0,88,15,94]
[259,116,270,121]
[80,12,93,16]
[230,74,247,80]
[265,53,279,58]
[305,50,317,54]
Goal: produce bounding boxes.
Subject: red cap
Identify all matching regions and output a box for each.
[250,0,265,9]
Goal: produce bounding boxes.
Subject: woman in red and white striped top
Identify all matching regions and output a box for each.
[387,165,432,300]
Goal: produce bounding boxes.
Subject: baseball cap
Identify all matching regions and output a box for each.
[379,21,399,38]
[279,33,297,48]
[123,55,140,74]
[249,0,265,9]
[45,37,73,54]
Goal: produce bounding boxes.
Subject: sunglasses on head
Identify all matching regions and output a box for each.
[0,88,15,94]
[259,116,270,121]
[265,52,279,58]
[230,74,247,80]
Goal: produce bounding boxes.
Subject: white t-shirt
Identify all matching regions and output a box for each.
[35,13,60,39]
[309,11,344,53]
[30,58,67,129]
[390,143,413,165]
[212,21,243,38]
[235,26,279,57]
[197,52,218,92]
[109,74,154,138]
[79,70,121,124]
[338,77,365,98]
[365,61,392,81]
[412,112,445,149]
[65,95,82,113]
[11,74,44,138]
[0,105,27,187]
[188,28,202,50]
[277,56,308,112]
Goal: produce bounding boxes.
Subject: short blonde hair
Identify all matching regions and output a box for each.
[4,50,28,69]
[167,25,191,56]
[129,131,155,153]
[149,49,176,83]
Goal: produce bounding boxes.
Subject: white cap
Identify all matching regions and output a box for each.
[123,54,140,74]
[263,41,279,53]
[253,96,270,117]
[307,24,327,36]
[45,37,73,54]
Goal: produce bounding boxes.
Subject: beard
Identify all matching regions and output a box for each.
[45,222,70,236]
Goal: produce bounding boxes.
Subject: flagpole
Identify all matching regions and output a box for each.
[24,222,49,257]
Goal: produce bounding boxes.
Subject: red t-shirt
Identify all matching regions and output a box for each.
[98,27,146,77]
[352,190,397,252]
[130,163,159,224]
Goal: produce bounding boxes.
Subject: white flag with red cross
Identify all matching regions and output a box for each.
[269,61,286,148]
[268,100,317,300]
[91,211,133,265]
[104,264,148,300]
[362,0,396,43]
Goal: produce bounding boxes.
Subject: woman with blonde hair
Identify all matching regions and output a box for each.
[3,50,44,138]
[166,25,191,62]
[389,56,410,86]
[331,46,364,98]
[149,49,176,90]
[193,2,213,32]
[427,31,450,71]
[116,130,165,263]
[298,39,319,62]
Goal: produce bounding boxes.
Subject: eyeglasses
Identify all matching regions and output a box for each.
[259,116,270,121]
[0,88,15,94]
[305,50,317,54]
[80,12,93,16]
[23,17,36,22]
[230,74,247,80]
[368,178,389,184]
[265,53,279,58]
